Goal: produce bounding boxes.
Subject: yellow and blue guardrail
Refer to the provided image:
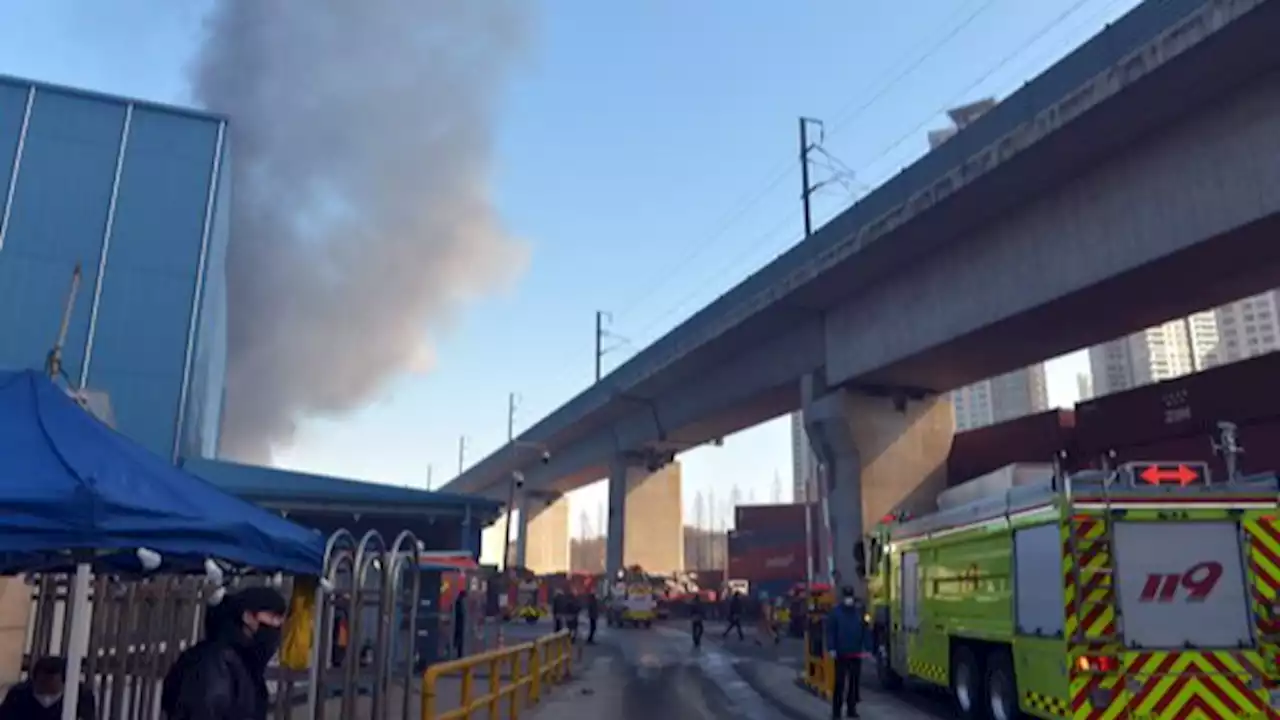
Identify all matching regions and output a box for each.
[422,629,573,719]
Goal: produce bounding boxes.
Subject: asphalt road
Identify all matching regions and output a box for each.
[522,619,956,720]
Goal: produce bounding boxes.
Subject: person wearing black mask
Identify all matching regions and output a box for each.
[161,586,287,720]
[826,587,870,719]
[0,656,95,720]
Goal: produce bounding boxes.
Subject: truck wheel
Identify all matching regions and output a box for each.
[875,634,903,690]
[985,651,1018,720]
[951,646,985,720]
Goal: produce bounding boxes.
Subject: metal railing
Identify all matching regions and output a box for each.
[422,630,572,720]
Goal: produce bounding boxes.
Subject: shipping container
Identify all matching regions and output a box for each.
[735,504,820,540]
[735,503,808,532]
[937,463,1055,510]
[1086,417,1280,480]
[727,541,808,583]
[751,578,795,601]
[688,569,724,591]
[1074,351,1280,457]
[948,409,1075,485]
[731,527,806,552]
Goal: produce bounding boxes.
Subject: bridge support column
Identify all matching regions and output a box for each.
[605,457,684,581]
[514,494,569,574]
[803,379,953,594]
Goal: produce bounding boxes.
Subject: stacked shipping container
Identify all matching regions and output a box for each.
[948,409,1076,485]
[944,352,1280,489]
[727,503,822,597]
[1073,351,1280,478]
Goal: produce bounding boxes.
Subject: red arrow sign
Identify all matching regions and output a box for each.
[1139,464,1199,486]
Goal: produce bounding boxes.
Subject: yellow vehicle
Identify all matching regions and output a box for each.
[619,583,656,628]
[515,605,543,624]
[863,451,1280,720]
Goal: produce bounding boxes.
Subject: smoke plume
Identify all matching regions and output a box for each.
[192,1,531,462]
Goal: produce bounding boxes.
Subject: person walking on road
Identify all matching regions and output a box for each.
[690,594,706,648]
[721,591,745,641]
[565,592,581,643]
[453,589,468,659]
[826,587,871,719]
[161,586,287,720]
[585,592,599,644]
[552,591,567,633]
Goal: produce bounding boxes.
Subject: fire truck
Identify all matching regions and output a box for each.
[865,423,1280,720]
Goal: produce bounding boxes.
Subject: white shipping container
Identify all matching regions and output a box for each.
[937,463,1054,510]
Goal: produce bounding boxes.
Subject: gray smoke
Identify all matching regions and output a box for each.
[192,0,531,463]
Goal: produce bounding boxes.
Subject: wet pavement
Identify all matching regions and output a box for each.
[520,620,953,720]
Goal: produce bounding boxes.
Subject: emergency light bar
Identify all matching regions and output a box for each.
[1117,461,1211,488]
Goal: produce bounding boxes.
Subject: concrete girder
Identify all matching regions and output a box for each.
[827,65,1280,391]
[494,318,823,497]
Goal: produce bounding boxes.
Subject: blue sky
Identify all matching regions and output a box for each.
[0,0,1139,535]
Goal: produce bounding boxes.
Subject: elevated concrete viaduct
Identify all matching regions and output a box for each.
[446,0,1280,583]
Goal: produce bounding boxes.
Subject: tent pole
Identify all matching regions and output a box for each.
[61,561,92,720]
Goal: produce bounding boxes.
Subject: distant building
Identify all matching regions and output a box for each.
[952,365,1050,431]
[1076,372,1094,402]
[1089,313,1220,396]
[1088,290,1280,398]
[0,74,230,461]
[1214,291,1280,362]
[929,98,1050,430]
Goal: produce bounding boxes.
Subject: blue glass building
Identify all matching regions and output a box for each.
[0,74,230,461]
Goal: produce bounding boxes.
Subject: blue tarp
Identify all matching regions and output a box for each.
[0,370,324,575]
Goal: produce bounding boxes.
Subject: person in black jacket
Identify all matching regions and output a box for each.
[0,655,95,720]
[585,593,599,645]
[161,586,287,720]
[564,593,581,643]
[551,592,566,632]
[721,591,745,640]
[689,595,705,648]
[452,590,468,659]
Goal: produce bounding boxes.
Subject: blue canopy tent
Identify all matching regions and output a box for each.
[0,369,329,720]
[0,369,324,575]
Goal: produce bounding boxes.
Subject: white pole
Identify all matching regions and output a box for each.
[803,472,814,587]
[61,563,92,720]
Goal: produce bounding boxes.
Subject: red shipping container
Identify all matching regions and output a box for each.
[1087,417,1280,481]
[735,503,808,532]
[948,409,1076,485]
[727,541,808,583]
[1075,351,1280,457]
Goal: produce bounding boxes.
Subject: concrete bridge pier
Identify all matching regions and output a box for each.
[605,455,684,582]
[803,375,954,592]
[514,492,570,574]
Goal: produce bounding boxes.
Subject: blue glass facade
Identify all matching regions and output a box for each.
[0,75,229,461]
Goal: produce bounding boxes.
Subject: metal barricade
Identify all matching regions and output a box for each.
[802,612,835,699]
[421,630,572,720]
[304,528,422,720]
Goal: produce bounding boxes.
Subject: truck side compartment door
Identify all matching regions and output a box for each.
[898,550,920,677]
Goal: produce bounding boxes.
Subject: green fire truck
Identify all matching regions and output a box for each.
[864,440,1280,719]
